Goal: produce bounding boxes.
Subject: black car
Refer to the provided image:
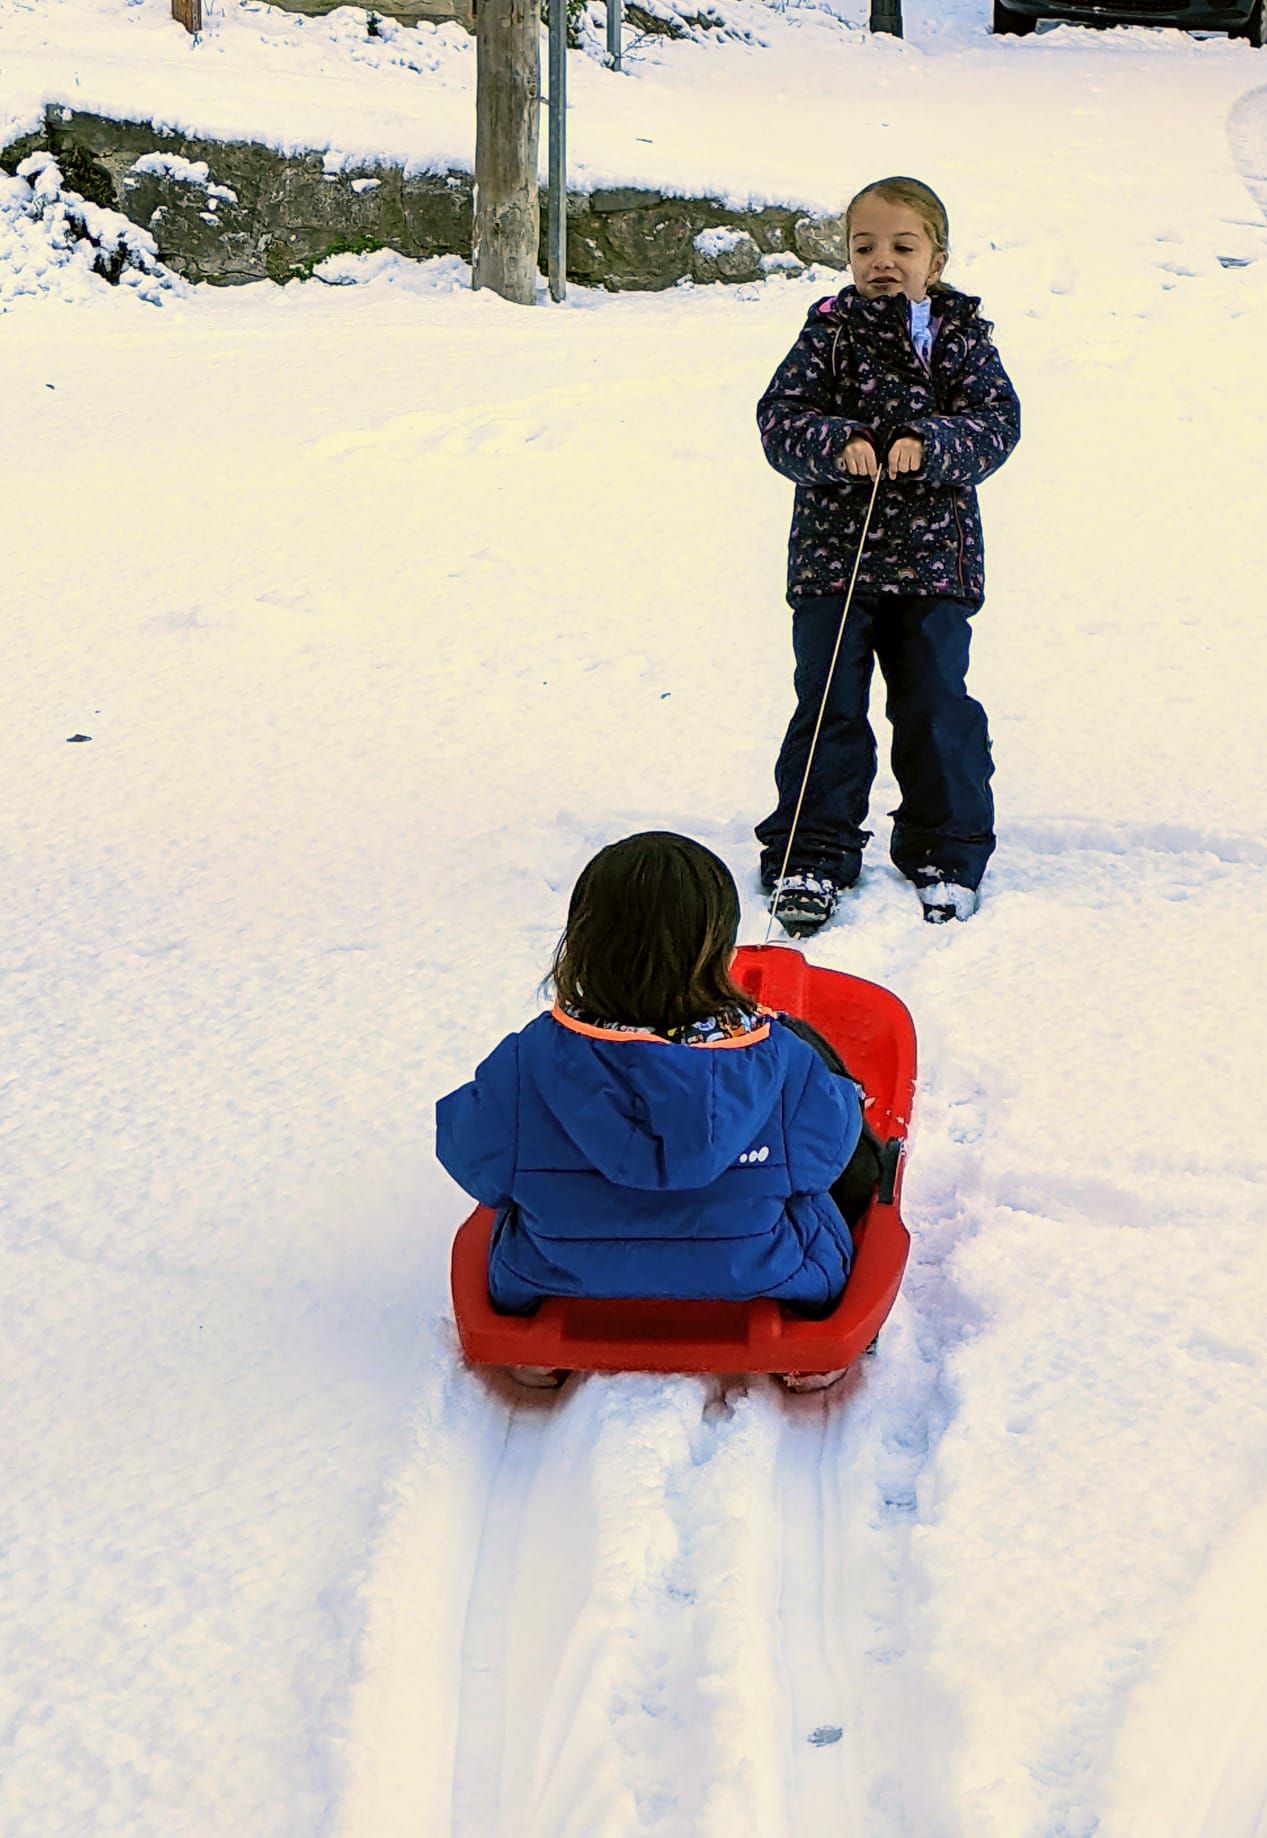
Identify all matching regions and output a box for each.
[992,0,1264,45]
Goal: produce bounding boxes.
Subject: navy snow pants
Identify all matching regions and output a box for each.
[756,592,996,892]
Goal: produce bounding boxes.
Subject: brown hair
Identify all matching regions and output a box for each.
[549,832,754,1035]
[845,176,950,274]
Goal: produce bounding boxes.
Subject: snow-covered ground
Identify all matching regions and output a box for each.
[5,2,1267,1835]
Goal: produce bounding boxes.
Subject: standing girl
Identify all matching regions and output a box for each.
[755,176,1021,932]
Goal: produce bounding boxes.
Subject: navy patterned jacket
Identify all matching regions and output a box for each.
[757,284,1021,607]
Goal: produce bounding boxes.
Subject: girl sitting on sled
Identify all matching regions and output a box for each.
[436,831,880,1390]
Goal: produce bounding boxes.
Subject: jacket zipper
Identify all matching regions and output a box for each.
[831,297,968,590]
[921,318,965,586]
[950,490,967,591]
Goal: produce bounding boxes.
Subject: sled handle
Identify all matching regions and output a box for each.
[876,1137,904,1208]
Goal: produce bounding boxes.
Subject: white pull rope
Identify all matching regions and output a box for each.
[765,464,885,945]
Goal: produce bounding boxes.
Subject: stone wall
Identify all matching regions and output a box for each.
[259,0,474,31]
[2,107,849,291]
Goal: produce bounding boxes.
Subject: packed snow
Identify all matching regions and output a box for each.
[4,1,1267,1835]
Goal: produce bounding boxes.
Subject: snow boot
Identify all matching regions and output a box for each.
[505,1365,570,1389]
[768,870,842,939]
[917,881,979,925]
[779,1368,849,1393]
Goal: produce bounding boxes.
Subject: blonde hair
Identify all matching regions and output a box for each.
[845,176,950,265]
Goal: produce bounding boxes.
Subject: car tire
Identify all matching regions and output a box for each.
[992,0,1037,32]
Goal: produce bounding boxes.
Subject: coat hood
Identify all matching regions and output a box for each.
[518,1012,789,1192]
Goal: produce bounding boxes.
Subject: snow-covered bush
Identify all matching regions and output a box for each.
[0,152,186,311]
[572,0,764,56]
[567,0,850,64]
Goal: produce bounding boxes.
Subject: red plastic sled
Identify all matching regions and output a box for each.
[449,943,917,1377]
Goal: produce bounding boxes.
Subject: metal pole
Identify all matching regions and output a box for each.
[606,0,621,68]
[869,0,903,34]
[548,0,566,301]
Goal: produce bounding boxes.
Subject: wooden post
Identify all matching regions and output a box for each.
[869,0,902,32]
[472,0,541,305]
[172,0,202,33]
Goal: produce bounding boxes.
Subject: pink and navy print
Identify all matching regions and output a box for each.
[757,283,1021,608]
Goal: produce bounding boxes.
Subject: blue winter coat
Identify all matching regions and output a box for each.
[757,283,1021,607]
[435,1009,861,1314]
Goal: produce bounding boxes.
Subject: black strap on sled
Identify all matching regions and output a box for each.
[876,1137,903,1208]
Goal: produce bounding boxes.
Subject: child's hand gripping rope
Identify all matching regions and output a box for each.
[839,433,926,481]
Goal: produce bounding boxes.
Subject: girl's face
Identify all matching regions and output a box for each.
[848,196,946,304]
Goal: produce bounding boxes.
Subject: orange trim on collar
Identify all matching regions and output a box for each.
[550,1005,771,1049]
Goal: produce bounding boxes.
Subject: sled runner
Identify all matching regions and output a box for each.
[449,943,917,1377]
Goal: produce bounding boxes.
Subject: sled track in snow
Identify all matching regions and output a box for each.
[774,1388,869,1835]
[446,1375,791,1838]
[434,1347,961,1838]
[339,1056,985,1837]
[771,1329,965,1838]
[450,1400,555,1838]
